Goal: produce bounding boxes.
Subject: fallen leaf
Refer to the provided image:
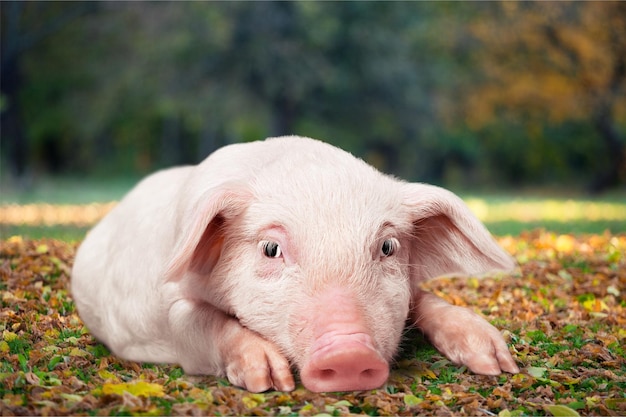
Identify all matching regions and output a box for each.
[404,394,423,407]
[545,404,581,417]
[242,393,266,408]
[526,366,547,378]
[102,381,165,398]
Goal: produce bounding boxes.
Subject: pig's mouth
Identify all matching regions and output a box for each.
[299,332,389,392]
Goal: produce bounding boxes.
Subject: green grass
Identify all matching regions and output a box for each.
[2,229,625,415]
[484,220,624,235]
[0,225,89,242]
[1,176,139,205]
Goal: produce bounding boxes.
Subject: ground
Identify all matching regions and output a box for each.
[1,231,625,416]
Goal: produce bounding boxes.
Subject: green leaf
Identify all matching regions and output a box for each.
[17,353,29,372]
[605,398,626,410]
[545,405,581,417]
[48,356,64,371]
[566,402,585,410]
[527,366,547,378]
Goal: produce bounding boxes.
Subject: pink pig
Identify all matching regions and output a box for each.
[71,136,519,393]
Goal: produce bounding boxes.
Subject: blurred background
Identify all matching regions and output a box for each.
[1,1,625,238]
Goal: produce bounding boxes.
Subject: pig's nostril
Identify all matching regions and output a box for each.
[320,369,336,378]
[317,365,378,381]
[303,359,389,392]
[301,332,391,392]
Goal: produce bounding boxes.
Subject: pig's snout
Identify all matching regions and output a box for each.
[300,333,389,392]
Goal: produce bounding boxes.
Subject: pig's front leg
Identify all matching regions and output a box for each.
[411,290,519,375]
[168,299,295,392]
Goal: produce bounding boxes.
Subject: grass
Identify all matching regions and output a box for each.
[1,176,139,205]
[0,177,625,410]
[1,177,625,240]
[1,177,625,415]
[1,234,624,415]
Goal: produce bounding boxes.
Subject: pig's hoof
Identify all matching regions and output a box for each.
[223,329,295,392]
[427,307,520,376]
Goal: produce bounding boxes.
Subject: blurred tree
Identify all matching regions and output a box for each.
[2,2,623,191]
[462,2,626,192]
[1,1,95,183]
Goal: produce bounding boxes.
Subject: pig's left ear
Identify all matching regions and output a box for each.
[401,183,515,282]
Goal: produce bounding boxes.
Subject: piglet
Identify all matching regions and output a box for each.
[71,136,519,393]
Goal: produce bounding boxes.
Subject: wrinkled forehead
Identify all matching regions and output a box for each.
[233,148,413,251]
[240,175,411,251]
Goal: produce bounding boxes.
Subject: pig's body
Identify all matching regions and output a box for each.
[72,136,519,393]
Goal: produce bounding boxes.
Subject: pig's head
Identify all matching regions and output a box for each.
[166,136,514,392]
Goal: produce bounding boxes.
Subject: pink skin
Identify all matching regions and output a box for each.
[71,136,520,394]
[412,291,520,376]
[298,288,390,392]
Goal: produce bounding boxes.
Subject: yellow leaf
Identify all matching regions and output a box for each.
[242,393,266,408]
[97,369,119,382]
[2,393,24,406]
[555,235,575,254]
[102,381,165,398]
[7,236,23,244]
[3,331,18,342]
[68,347,90,357]
[468,277,480,289]
[582,298,609,312]
[188,387,214,408]
[0,341,9,354]
[36,244,49,254]
[44,329,60,342]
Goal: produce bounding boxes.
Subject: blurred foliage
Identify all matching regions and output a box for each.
[1,2,625,191]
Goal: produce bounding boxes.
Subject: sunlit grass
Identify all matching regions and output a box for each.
[0,203,116,228]
[2,200,624,228]
[464,198,625,235]
[465,198,626,223]
[1,179,624,240]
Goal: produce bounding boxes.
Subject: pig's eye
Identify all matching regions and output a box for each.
[262,241,282,258]
[380,238,397,257]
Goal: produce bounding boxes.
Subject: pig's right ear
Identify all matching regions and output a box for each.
[165,183,253,281]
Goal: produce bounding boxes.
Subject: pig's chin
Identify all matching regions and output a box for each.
[297,332,390,392]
